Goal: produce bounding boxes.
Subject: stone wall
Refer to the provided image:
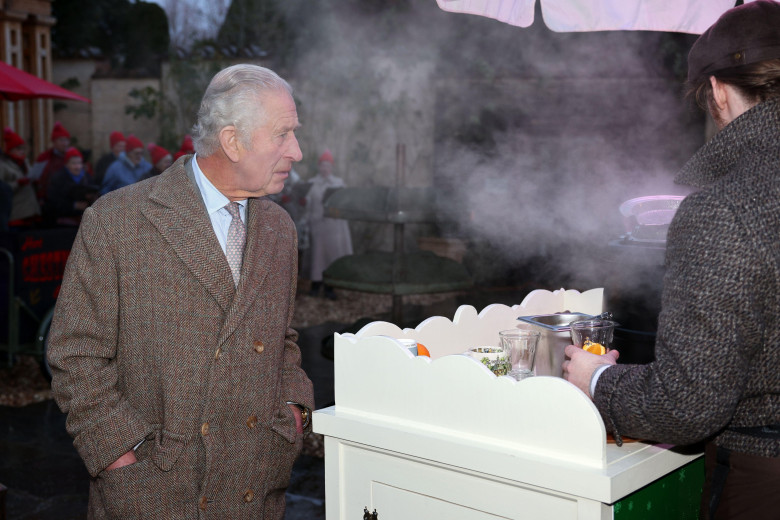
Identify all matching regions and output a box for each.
[52,59,162,159]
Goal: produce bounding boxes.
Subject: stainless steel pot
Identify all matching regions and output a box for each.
[517,312,592,377]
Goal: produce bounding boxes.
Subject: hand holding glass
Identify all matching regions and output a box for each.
[499,329,541,380]
[569,319,619,354]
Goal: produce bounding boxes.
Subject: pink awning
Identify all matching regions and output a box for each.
[436,0,753,34]
[0,61,90,103]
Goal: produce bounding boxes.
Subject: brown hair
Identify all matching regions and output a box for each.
[686,58,780,111]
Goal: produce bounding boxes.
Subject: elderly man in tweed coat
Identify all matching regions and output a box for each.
[564,3,780,519]
[47,64,314,519]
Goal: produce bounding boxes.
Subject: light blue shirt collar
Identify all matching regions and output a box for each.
[191,154,247,217]
[191,154,247,253]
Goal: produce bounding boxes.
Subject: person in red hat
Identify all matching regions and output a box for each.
[303,149,353,299]
[173,134,194,161]
[45,147,99,225]
[100,134,152,194]
[564,2,780,518]
[1,128,40,227]
[30,121,72,203]
[94,131,126,187]
[4,127,28,174]
[141,143,172,180]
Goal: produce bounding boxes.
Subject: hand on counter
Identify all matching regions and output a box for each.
[562,345,619,399]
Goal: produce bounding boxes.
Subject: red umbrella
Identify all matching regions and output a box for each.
[0,61,90,102]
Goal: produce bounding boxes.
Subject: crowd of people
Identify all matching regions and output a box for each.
[1,117,356,300]
[0,122,193,229]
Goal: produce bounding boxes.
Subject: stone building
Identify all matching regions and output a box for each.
[0,0,57,156]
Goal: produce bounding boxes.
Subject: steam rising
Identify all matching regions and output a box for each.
[284,1,702,298]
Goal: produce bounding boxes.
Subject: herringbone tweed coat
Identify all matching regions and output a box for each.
[595,97,780,458]
[48,156,314,519]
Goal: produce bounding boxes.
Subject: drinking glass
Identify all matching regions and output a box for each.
[569,319,619,354]
[499,329,541,380]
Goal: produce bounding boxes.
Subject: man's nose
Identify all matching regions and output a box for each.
[288,135,303,162]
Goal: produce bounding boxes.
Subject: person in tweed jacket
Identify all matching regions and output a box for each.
[564,3,780,519]
[47,64,314,519]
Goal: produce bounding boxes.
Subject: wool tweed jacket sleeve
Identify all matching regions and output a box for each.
[593,98,780,459]
[48,156,314,495]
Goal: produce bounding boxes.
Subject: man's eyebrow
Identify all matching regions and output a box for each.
[279,122,301,132]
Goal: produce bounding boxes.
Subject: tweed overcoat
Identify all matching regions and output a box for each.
[595,98,780,458]
[48,156,314,519]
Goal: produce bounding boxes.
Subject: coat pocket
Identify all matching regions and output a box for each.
[270,404,299,444]
[97,458,155,519]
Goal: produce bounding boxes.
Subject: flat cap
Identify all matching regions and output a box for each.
[688,0,780,84]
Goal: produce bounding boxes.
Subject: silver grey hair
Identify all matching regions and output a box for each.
[192,64,293,157]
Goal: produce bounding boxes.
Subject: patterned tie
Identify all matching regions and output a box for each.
[224,201,246,286]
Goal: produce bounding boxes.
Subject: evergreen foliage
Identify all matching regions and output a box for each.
[52,0,169,76]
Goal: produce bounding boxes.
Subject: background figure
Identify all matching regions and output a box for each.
[268,167,311,263]
[141,144,173,180]
[93,131,125,187]
[173,134,194,161]
[47,63,313,519]
[30,121,71,204]
[45,147,99,226]
[4,127,30,174]
[563,3,780,519]
[304,149,352,299]
[1,128,40,226]
[100,134,151,194]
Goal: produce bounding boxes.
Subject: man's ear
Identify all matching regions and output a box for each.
[219,125,241,163]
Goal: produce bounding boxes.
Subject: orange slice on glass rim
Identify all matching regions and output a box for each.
[582,340,606,355]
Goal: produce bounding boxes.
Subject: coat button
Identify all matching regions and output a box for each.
[215,347,222,360]
[201,422,210,436]
[243,489,254,503]
[246,414,258,428]
[199,496,208,510]
[253,340,264,353]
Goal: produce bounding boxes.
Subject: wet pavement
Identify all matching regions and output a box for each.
[0,288,530,519]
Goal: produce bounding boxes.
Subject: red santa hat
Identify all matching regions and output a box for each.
[4,127,24,153]
[51,121,71,141]
[149,144,171,166]
[180,134,193,153]
[125,135,144,153]
[109,131,126,147]
[174,134,194,160]
[318,149,334,164]
[64,147,83,162]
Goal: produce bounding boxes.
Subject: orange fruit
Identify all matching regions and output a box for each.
[582,340,606,355]
[417,343,431,357]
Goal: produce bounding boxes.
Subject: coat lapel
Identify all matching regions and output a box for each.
[141,157,235,312]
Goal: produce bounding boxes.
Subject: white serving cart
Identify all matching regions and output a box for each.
[313,288,704,520]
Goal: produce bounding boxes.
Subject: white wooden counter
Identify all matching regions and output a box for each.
[313,288,703,519]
